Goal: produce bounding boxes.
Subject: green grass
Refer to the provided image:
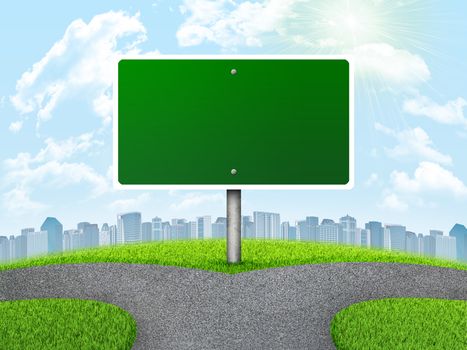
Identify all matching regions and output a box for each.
[331,298,467,350]
[0,298,137,350]
[1,239,466,273]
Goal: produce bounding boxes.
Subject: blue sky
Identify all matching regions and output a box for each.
[0,0,466,235]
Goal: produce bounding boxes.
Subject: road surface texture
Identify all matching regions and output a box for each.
[1,262,466,349]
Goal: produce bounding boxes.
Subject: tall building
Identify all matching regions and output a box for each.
[318,219,342,244]
[40,217,63,253]
[406,231,418,254]
[365,221,384,249]
[162,222,171,240]
[197,216,212,240]
[186,221,197,240]
[356,228,370,247]
[99,223,111,246]
[435,235,456,260]
[449,224,466,261]
[281,222,294,240]
[340,215,357,245]
[170,223,186,240]
[27,231,48,258]
[142,222,152,241]
[79,223,99,248]
[117,212,142,243]
[0,236,9,263]
[212,217,227,239]
[253,211,280,239]
[298,216,319,241]
[430,230,443,237]
[386,225,406,251]
[241,216,254,238]
[417,234,424,256]
[64,229,82,251]
[422,235,436,257]
[14,235,27,260]
[383,228,391,250]
[109,225,118,245]
[152,217,162,241]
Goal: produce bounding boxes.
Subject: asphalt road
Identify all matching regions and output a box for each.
[1,262,466,349]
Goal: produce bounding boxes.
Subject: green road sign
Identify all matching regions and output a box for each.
[114,55,353,190]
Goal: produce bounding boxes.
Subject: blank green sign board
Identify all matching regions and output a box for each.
[116,57,352,188]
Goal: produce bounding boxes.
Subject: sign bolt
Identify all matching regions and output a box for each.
[231,169,237,175]
[231,69,237,75]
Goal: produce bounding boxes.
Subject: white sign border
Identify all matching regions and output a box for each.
[113,55,354,190]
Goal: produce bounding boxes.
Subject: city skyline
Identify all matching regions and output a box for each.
[1,209,465,264]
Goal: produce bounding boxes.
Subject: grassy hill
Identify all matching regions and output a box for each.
[1,239,465,273]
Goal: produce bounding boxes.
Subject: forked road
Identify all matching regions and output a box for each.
[1,263,466,349]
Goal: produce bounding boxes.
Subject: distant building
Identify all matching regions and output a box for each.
[430,230,443,237]
[435,235,456,260]
[365,221,384,249]
[340,215,357,245]
[383,228,391,250]
[422,235,436,257]
[14,235,27,260]
[212,217,227,239]
[197,216,211,240]
[100,223,111,246]
[152,217,162,241]
[186,221,197,240]
[79,223,99,248]
[318,219,342,244]
[0,236,9,263]
[281,222,291,240]
[27,231,48,258]
[117,212,142,243]
[406,231,418,254]
[170,223,186,240]
[386,225,406,251]
[40,217,63,253]
[241,216,254,238]
[109,225,118,245]
[254,211,280,239]
[356,228,370,247]
[449,224,466,261]
[142,222,152,241]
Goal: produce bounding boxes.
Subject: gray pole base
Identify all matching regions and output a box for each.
[227,189,241,264]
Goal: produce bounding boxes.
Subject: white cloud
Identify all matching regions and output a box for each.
[365,173,379,187]
[176,0,298,49]
[380,193,408,211]
[2,133,110,213]
[109,193,151,213]
[2,187,48,213]
[352,43,430,87]
[390,162,467,197]
[170,192,224,210]
[9,121,23,133]
[403,95,467,127]
[10,11,156,127]
[374,123,452,165]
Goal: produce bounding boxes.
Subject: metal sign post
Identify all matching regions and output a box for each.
[227,189,241,264]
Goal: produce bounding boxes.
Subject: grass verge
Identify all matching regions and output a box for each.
[1,239,466,273]
[331,298,467,350]
[0,298,136,350]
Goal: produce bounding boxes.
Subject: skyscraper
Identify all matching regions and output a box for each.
[117,212,142,243]
[40,217,63,253]
[212,217,227,239]
[142,222,152,241]
[241,216,254,238]
[340,215,357,245]
[100,223,111,246]
[152,217,162,241]
[449,224,466,261]
[253,211,280,239]
[386,225,406,251]
[27,231,48,258]
[406,231,418,254]
[79,223,99,248]
[435,235,456,260]
[197,216,211,240]
[0,236,9,263]
[423,235,436,257]
[318,219,342,244]
[365,221,384,249]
